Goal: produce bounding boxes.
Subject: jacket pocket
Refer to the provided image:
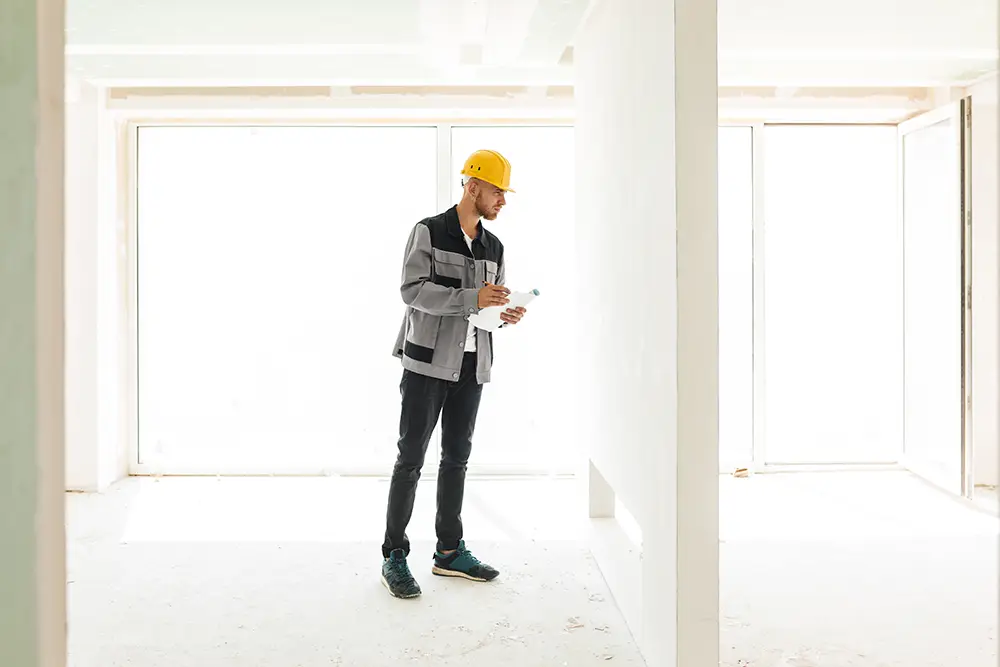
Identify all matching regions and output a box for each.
[432,249,469,288]
[407,308,442,352]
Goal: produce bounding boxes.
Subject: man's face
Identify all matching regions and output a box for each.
[473,182,507,221]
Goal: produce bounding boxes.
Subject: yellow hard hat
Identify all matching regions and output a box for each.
[460,149,515,193]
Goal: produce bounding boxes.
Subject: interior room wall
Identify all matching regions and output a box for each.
[967,74,999,488]
[0,0,67,663]
[575,0,719,663]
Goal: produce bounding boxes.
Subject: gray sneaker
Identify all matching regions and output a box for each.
[381,549,421,599]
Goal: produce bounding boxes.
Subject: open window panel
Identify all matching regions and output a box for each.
[898,99,974,498]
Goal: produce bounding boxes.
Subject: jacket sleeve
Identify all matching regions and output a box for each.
[400,223,480,316]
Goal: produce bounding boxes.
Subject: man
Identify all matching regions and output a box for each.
[381,149,527,599]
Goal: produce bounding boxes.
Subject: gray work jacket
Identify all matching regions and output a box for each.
[392,206,506,384]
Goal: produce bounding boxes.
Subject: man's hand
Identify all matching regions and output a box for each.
[478,283,510,309]
[500,306,526,325]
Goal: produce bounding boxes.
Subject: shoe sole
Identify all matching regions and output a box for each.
[381,572,421,599]
[431,565,497,582]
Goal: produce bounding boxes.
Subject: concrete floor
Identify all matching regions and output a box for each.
[66,471,998,666]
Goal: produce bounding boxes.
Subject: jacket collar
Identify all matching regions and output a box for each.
[445,205,482,243]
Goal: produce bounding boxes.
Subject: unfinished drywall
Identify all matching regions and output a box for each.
[968,75,999,488]
[0,0,66,664]
[0,5,44,661]
[574,0,719,664]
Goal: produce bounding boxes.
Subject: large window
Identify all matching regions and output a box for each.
[135,121,916,475]
[761,125,902,464]
[136,124,577,474]
[450,126,576,471]
[137,126,437,471]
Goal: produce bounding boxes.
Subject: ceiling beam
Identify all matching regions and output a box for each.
[517,0,590,65]
[64,44,421,56]
[67,53,573,87]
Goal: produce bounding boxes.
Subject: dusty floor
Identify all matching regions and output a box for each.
[66,477,642,666]
[719,472,998,666]
[66,472,998,666]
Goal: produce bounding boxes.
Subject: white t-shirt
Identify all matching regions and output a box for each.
[463,232,477,353]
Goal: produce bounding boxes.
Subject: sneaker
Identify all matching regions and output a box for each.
[431,540,499,582]
[381,549,421,599]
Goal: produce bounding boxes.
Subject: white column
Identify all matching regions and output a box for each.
[574,0,719,664]
[64,79,126,491]
[968,75,1000,488]
[65,79,102,490]
[0,0,67,664]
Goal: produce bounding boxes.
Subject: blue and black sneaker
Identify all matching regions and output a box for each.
[381,549,421,599]
[431,541,500,582]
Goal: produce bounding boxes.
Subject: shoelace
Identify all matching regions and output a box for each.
[456,546,483,569]
[388,559,414,583]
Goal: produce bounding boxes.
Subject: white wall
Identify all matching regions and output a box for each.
[968,75,999,488]
[64,82,127,492]
[575,0,719,664]
[65,81,101,490]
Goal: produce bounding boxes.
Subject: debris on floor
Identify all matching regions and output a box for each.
[566,617,585,630]
[733,467,750,478]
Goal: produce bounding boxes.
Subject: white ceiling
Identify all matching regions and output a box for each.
[66,0,998,86]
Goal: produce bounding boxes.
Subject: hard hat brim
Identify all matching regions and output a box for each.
[461,171,515,194]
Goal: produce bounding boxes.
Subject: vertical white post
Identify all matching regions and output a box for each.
[575,0,719,664]
[672,3,720,663]
[65,81,124,491]
[65,80,101,490]
[751,123,768,470]
[968,76,1000,490]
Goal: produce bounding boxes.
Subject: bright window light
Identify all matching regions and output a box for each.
[450,126,577,472]
[762,125,902,464]
[137,126,437,471]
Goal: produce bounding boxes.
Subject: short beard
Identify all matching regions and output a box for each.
[475,198,496,220]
